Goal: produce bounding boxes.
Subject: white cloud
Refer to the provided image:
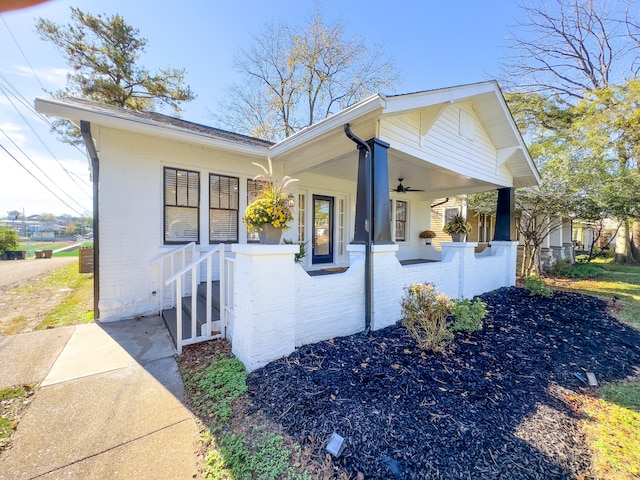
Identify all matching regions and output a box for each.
[0,121,26,145]
[15,65,70,87]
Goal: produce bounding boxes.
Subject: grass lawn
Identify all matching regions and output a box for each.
[35,262,94,330]
[18,241,93,258]
[546,259,640,479]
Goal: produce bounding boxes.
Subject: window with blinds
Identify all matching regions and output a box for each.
[164,167,199,244]
[210,174,239,243]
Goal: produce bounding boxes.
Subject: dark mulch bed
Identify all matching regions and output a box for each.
[247,287,640,479]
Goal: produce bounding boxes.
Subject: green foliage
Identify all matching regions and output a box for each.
[0,227,19,255]
[523,275,554,298]
[600,382,640,412]
[1,385,33,449]
[0,385,29,401]
[442,214,472,235]
[36,7,195,142]
[192,356,248,425]
[283,239,309,263]
[401,283,454,352]
[205,432,310,480]
[549,260,604,279]
[575,255,590,263]
[450,298,487,332]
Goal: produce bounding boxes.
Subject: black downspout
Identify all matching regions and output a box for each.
[80,121,100,320]
[344,124,372,335]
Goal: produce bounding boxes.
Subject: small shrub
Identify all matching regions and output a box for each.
[575,254,590,264]
[523,275,553,298]
[400,283,454,352]
[0,227,19,255]
[550,260,604,279]
[451,298,487,332]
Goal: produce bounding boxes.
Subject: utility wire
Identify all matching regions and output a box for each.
[0,81,92,196]
[0,142,85,216]
[0,126,87,211]
[0,15,45,91]
[0,73,87,161]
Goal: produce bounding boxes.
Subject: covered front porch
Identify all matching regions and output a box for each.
[158,81,539,369]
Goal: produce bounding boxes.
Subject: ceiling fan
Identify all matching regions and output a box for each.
[392,178,424,193]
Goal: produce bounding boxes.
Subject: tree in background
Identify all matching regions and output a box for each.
[0,227,20,255]
[216,10,398,141]
[36,7,195,142]
[502,0,640,263]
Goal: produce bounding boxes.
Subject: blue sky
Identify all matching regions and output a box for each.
[0,0,523,217]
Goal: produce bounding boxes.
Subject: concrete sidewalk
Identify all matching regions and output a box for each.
[0,316,201,479]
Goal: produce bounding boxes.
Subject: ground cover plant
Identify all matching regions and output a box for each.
[178,341,330,479]
[0,385,35,451]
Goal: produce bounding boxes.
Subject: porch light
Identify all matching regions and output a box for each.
[286,194,296,208]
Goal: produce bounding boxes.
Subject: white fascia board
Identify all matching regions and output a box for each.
[382,81,498,115]
[492,93,541,186]
[35,98,269,157]
[269,94,386,156]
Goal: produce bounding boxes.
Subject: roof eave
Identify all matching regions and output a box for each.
[34,98,269,157]
[269,94,386,156]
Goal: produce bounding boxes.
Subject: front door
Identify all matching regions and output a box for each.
[312,195,333,264]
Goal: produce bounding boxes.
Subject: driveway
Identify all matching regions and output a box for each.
[0,257,77,289]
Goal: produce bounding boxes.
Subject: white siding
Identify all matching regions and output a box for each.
[380,103,512,186]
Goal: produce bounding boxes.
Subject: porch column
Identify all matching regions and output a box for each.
[352,138,392,244]
[230,243,299,372]
[494,187,515,241]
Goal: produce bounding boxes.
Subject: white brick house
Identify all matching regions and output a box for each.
[36,81,540,370]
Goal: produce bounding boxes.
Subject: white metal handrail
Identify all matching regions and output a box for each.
[151,242,196,313]
[164,245,226,353]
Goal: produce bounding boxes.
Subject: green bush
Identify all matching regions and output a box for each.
[0,227,19,255]
[523,275,553,298]
[400,283,454,352]
[549,260,604,279]
[575,254,590,263]
[451,298,487,332]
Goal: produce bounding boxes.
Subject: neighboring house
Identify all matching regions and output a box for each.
[36,81,540,370]
[431,198,574,271]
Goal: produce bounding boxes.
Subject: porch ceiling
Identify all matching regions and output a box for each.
[284,143,498,199]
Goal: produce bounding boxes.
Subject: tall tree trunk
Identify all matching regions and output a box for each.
[615,220,631,263]
[632,218,640,263]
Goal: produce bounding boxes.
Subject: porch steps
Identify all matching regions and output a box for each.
[162,281,221,346]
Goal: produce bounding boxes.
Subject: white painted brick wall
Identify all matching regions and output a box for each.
[294,259,365,346]
[230,244,299,371]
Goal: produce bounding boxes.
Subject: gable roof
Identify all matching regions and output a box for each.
[35,81,540,189]
[35,97,272,155]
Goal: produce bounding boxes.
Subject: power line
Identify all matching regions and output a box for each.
[0,142,85,216]
[0,126,88,212]
[0,80,92,196]
[0,73,87,160]
[0,15,45,91]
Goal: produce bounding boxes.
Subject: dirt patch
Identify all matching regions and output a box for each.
[0,258,85,335]
[246,287,640,479]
